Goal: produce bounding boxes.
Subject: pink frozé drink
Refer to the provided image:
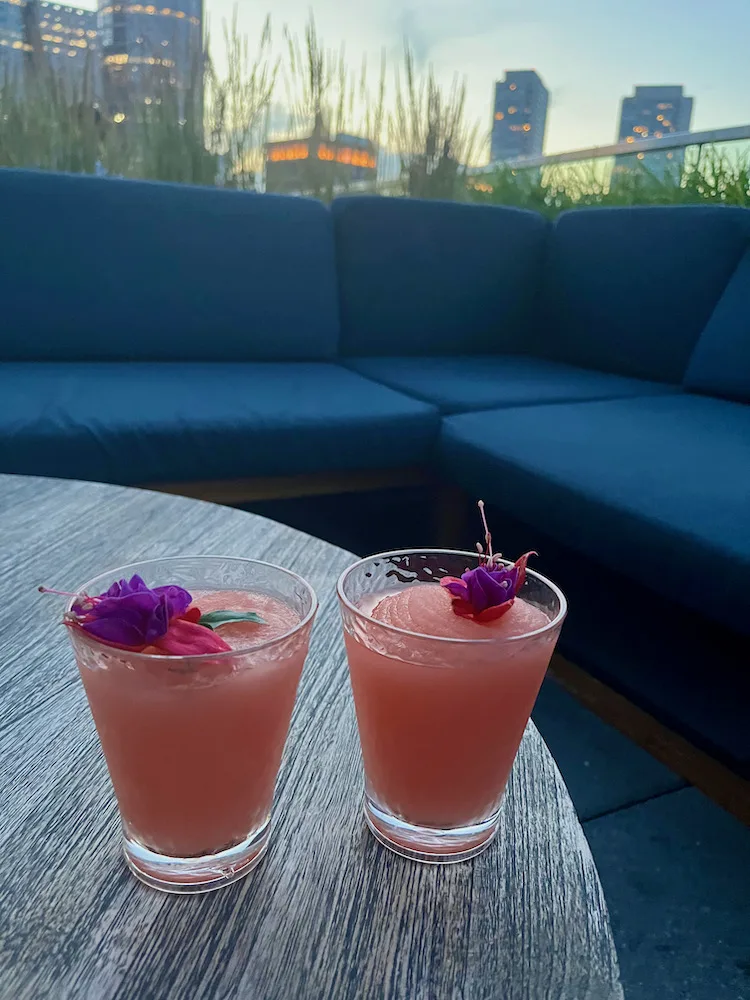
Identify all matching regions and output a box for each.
[338,547,566,863]
[67,557,317,893]
[79,591,303,859]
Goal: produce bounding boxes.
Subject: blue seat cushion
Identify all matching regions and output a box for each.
[332,197,548,356]
[346,355,680,414]
[684,247,750,403]
[440,394,750,633]
[0,170,340,362]
[486,508,750,776]
[540,206,750,382]
[0,362,438,483]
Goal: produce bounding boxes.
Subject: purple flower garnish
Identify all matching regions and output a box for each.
[40,575,263,655]
[442,564,521,613]
[70,574,193,648]
[440,501,536,622]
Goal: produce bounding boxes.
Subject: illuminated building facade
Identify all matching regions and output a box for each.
[98,0,203,118]
[265,132,377,195]
[0,0,31,77]
[491,70,548,163]
[616,85,693,179]
[30,1,97,90]
[1,0,96,91]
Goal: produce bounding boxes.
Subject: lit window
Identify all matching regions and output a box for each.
[67,49,76,56]
[654,131,663,138]
[145,4,156,12]
[667,152,674,159]
[52,46,60,53]
[509,83,517,91]
[626,136,635,143]
[662,120,671,127]
[656,114,664,122]
[144,97,152,104]
[161,39,168,45]
[508,106,517,114]
[637,152,645,160]
[494,111,504,120]
[113,112,126,122]
[522,124,531,132]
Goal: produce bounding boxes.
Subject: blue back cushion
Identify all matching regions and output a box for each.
[684,247,750,403]
[0,170,339,361]
[332,196,549,356]
[541,206,750,383]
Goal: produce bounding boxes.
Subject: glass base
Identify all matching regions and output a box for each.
[124,820,270,894]
[364,797,499,864]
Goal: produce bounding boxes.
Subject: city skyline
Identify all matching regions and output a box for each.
[210,0,750,155]
[3,0,749,156]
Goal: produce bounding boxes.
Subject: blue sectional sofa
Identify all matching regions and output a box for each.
[1,170,748,806]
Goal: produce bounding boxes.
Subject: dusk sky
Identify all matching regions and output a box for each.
[82,0,750,156]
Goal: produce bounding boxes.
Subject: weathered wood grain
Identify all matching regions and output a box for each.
[0,474,623,1000]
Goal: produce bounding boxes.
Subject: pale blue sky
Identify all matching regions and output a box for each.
[83,0,750,154]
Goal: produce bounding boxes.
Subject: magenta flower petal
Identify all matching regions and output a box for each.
[153,619,232,655]
[440,576,469,600]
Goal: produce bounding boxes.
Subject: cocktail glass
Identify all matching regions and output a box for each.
[67,555,317,893]
[337,549,566,863]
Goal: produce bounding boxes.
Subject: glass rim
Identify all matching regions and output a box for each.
[336,548,567,645]
[68,554,318,663]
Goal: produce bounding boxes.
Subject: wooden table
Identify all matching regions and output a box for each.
[0,475,623,1000]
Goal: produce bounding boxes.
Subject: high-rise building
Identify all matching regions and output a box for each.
[1,0,35,80]
[490,70,548,163]
[29,1,97,91]
[618,85,693,143]
[1,0,96,91]
[616,85,693,178]
[98,0,203,118]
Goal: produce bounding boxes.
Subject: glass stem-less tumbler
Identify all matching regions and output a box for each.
[338,549,566,864]
[67,556,317,893]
